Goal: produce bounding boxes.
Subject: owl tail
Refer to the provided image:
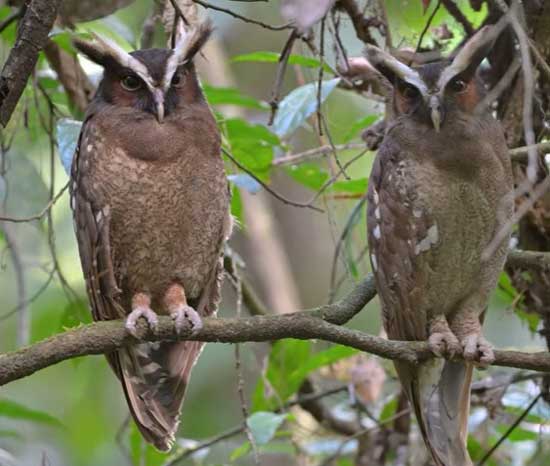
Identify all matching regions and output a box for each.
[395,359,474,466]
[117,340,205,451]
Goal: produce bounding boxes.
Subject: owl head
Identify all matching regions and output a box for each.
[365,26,498,132]
[73,20,212,123]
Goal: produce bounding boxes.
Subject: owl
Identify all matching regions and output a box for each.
[365,27,513,465]
[70,21,232,450]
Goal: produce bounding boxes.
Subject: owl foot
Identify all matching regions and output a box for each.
[428,316,461,358]
[428,331,462,359]
[461,333,495,368]
[171,305,203,335]
[125,306,159,337]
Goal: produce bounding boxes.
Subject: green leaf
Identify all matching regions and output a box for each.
[225,118,279,182]
[0,399,63,428]
[129,422,143,466]
[59,301,92,332]
[203,85,269,110]
[515,309,540,333]
[49,30,75,54]
[495,424,538,442]
[247,412,287,445]
[56,118,82,176]
[0,430,22,440]
[230,185,244,227]
[286,163,328,191]
[230,441,251,461]
[252,341,357,411]
[232,51,334,72]
[379,396,398,423]
[332,178,368,195]
[343,115,379,143]
[272,78,341,138]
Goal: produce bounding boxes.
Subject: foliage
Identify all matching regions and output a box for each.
[0,1,548,466]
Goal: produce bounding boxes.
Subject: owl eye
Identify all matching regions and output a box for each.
[171,72,185,88]
[399,83,420,99]
[448,78,467,93]
[121,75,142,91]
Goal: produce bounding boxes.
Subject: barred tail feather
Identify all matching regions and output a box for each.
[396,359,473,466]
[118,340,205,451]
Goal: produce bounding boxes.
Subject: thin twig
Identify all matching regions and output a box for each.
[441,0,474,35]
[336,0,378,45]
[273,143,365,166]
[0,182,69,223]
[414,0,442,54]
[476,57,521,113]
[477,393,542,466]
[1,222,29,346]
[317,17,327,136]
[230,260,260,464]
[305,148,368,206]
[167,385,350,465]
[329,196,368,303]
[268,30,298,125]
[319,408,411,466]
[0,8,23,34]
[222,147,324,212]
[191,0,292,31]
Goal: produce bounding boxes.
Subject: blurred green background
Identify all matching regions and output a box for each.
[0,1,548,465]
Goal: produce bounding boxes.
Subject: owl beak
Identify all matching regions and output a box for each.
[429,95,443,133]
[152,89,165,124]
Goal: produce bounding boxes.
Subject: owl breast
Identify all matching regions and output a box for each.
[80,110,229,313]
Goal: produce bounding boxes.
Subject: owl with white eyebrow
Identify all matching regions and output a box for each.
[366,27,513,465]
[70,21,232,450]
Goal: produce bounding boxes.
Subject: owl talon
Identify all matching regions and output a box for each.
[125,306,159,337]
[428,331,461,359]
[171,305,203,335]
[461,334,495,368]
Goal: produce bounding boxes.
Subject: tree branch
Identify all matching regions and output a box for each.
[0,0,61,127]
[1,274,549,387]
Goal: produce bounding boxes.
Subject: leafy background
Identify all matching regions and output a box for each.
[0,1,548,465]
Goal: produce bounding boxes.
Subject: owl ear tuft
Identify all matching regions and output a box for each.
[440,26,498,87]
[171,18,213,65]
[162,19,213,91]
[73,34,155,87]
[364,45,427,95]
[72,36,116,69]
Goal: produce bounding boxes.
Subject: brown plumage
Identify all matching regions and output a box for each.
[365,27,513,465]
[70,21,231,451]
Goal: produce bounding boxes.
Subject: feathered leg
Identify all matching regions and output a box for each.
[125,292,159,336]
[164,283,203,334]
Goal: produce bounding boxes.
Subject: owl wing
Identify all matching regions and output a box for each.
[71,114,124,367]
[367,138,436,342]
[367,138,474,466]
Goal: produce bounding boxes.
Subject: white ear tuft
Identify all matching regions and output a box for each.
[163,19,213,91]
[438,25,498,90]
[364,45,428,95]
[73,33,156,89]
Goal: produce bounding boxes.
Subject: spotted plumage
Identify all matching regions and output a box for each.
[365,27,513,466]
[70,20,231,451]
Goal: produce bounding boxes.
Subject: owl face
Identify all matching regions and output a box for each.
[366,26,497,132]
[73,21,212,123]
[392,60,484,131]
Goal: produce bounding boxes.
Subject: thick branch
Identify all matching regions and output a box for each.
[0,0,61,126]
[1,274,549,387]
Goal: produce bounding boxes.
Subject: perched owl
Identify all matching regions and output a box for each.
[70,21,232,450]
[365,27,513,466]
